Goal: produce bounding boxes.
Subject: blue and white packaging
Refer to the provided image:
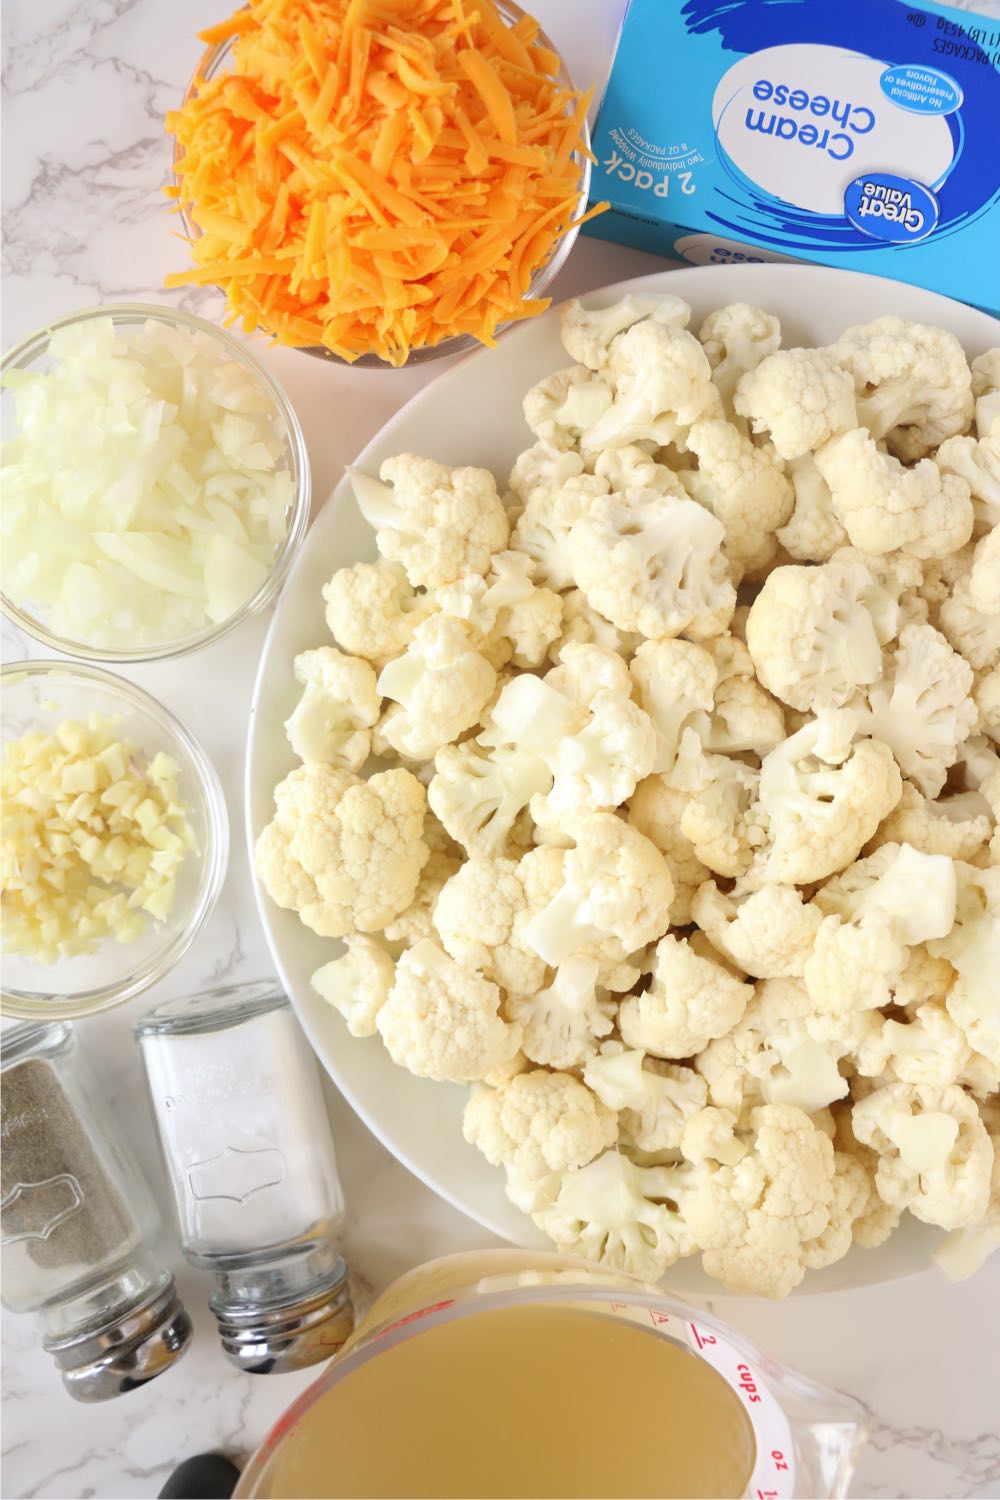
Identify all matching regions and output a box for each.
[586,0,1000,312]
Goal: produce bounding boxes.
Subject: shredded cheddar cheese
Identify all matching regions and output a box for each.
[166,0,605,365]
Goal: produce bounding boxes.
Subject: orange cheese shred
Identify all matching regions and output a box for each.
[166,0,607,364]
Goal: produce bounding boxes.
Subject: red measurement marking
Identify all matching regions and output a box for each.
[373,1299,456,1340]
[650,1311,671,1325]
[756,1489,779,1498]
[691,1323,705,1349]
[609,1302,627,1312]
[771,1451,789,1472]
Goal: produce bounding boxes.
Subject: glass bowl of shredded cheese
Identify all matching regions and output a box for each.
[0,303,310,661]
[168,0,597,368]
[1,661,229,1020]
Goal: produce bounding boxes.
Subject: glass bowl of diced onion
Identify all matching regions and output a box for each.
[174,0,593,368]
[1,660,229,1020]
[0,303,310,661]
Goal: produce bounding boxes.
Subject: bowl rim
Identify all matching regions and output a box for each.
[171,0,593,369]
[0,301,311,663]
[0,657,230,1021]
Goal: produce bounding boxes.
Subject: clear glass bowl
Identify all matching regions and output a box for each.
[0,304,311,662]
[1,660,229,1020]
[174,1,592,369]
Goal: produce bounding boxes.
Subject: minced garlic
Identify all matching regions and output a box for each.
[1,715,195,963]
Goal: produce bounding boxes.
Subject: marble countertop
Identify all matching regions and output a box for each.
[2,2,999,1496]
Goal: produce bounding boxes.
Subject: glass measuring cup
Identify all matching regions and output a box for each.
[234,1250,868,1499]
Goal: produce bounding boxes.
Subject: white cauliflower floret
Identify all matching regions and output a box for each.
[969,526,1000,615]
[698,301,782,418]
[934,1101,1000,1280]
[804,913,908,1013]
[750,710,902,887]
[351,456,509,589]
[697,635,786,757]
[531,1149,698,1281]
[585,321,722,451]
[875,1002,973,1092]
[973,667,1000,741]
[702,672,786,758]
[852,1082,993,1231]
[511,473,610,591]
[426,673,580,856]
[932,865,1000,1070]
[383,818,461,946]
[775,454,848,563]
[522,365,614,449]
[376,613,496,760]
[429,736,546,858]
[560,292,691,373]
[549,588,641,663]
[584,1042,708,1154]
[692,881,822,979]
[816,428,973,560]
[680,418,793,577]
[323,561,432,663]
[801,1149,874,1271]
[507,441,585,507]
[812,841,958,947]
[433,856,547,998]
[310,935,394,1038]
[593,444,682,497]
[696,979,849,1120]
[832,314,974,460]
[935,433,1000,536]
[938,578,1000,672]
[836,546,927,645]
[627,775,712,926]
[971,351,1000,439]
[506,957,616,1068]
[863,623,977,798]
[733,347,856,460]
[745,555,884,711]
[254,764,428,936]
[463,1069,617,1179]
[629,638,716,774]
[284,647,380,770]
[618,934,752,1059]
[533,645,657,821]
[437,550,563,670]
[658,726,768,881]
[864,781,991,862]
[684,1103,838,1298]
[569,489,736,641]
[375,938,521,1082]
[520,813,674,970]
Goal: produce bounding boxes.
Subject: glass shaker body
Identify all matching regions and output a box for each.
[135,981,352,1372]
[0,1022,191,1400]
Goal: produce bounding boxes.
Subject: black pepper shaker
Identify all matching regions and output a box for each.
[0,1022,191,1400]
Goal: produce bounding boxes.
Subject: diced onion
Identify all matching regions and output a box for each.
[1,317,295,647]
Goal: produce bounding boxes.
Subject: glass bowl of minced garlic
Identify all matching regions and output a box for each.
[1,661,228,1019]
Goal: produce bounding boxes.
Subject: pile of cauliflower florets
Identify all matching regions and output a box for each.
[255,292,999,1298]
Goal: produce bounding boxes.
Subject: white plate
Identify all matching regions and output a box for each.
[247,263,998,1295]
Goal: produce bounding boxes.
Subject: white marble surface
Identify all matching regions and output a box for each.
[2,2,1000,1497]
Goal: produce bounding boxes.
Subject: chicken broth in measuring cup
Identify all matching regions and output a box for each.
[246,1301,756,1498]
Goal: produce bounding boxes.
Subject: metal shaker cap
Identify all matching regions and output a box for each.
[44,1276,192,1402]
[211,1266,353,1375]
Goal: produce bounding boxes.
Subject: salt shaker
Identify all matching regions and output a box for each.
[0,1022,192,1401]
[134,981,353,1373]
